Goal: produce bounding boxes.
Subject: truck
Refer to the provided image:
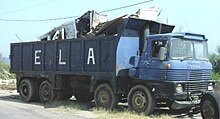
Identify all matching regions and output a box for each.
[10,11,215,115]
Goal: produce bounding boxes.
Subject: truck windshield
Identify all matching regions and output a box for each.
[170,38,208,60]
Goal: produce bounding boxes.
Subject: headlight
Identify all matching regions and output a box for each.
[208,83,214,91]
[176,84,183,93]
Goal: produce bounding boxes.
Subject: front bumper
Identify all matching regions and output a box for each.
[171,91,202,109]
[170,100,200,109]
[166,80,215,109]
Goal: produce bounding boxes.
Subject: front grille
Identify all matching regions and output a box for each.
[166,70,187,80]
[189,70,211,80]
[184,82,209,92]
[166,69,211,81]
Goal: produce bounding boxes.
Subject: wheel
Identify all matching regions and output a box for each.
[19,79,36,102]
[39,80,55,103]
[128,85,155,115]
[201,93,219,119]
[94,84,117,109]
[201,100,217,118]
[75,93,93,102]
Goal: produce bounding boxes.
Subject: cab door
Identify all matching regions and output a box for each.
[144,38,168,80]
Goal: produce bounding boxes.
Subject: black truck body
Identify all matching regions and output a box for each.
[11,35,119,91]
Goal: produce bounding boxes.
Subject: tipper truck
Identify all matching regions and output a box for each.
[10,11,215,115]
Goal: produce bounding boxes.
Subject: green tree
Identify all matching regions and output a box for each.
[209,46,220,80]
[0,53,13,80]
[209,54,220,74]
[209,46,220,74]
[217,46,220,54]
[0,53,9,69]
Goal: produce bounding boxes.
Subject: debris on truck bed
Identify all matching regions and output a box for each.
[131,6,160,21]
[40,10,107,40]
[39,6,171,41]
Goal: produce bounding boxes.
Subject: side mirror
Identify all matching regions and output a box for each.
[158,47,167,60]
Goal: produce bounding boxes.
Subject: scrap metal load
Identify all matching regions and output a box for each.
[40,11,108,40]
[40,8,173,41]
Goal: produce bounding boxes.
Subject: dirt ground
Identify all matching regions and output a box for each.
[0,79,16,90]
[0,79,220,119]
[1,80,219,119]
[0,90,97,119]
[0,89,204,119]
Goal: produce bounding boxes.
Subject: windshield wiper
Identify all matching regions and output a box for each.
[181,56,193,62]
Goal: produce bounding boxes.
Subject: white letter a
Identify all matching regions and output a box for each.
[87,48,95,64]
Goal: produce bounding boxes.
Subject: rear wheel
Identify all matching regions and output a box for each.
[94,84,117,109]
[19,79,36,102]
[128,85,155,115]
[39,80,55,103]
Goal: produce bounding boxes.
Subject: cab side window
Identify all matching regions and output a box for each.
[152,40,166,58]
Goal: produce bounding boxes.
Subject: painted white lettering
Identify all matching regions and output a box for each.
[87,48,95,64]
[52,30,60,40]
[52,28,65,40]
[61,28,65,39]
[59,49,66,65]
[35,50,41,65]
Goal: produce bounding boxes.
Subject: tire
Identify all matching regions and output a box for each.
[94,84,117,109]
[39,80,55,103]
[128,85,155,115]
[19,79,36,102]
[200,93,219,119]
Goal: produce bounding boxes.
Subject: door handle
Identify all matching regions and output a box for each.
[145,61,151,66]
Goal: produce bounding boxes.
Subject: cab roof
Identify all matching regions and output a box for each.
[147,32,206,41]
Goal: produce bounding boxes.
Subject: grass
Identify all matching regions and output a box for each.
[44,100,93,111]
[93,108,173,119]
[44,100,174,119]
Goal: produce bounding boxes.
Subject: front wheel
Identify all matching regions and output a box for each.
[128,85,155,115]
[94,84,117,109]
[200,93,219,119]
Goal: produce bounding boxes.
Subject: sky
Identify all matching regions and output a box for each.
[0,0,219,57]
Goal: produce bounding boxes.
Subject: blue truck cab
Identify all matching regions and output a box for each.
[127,32,214,110]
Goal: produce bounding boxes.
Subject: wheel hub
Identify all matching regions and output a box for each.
[100,91,109,103]
[133,92,146,109]
[41,84,51,100]
[22,84,29,96]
